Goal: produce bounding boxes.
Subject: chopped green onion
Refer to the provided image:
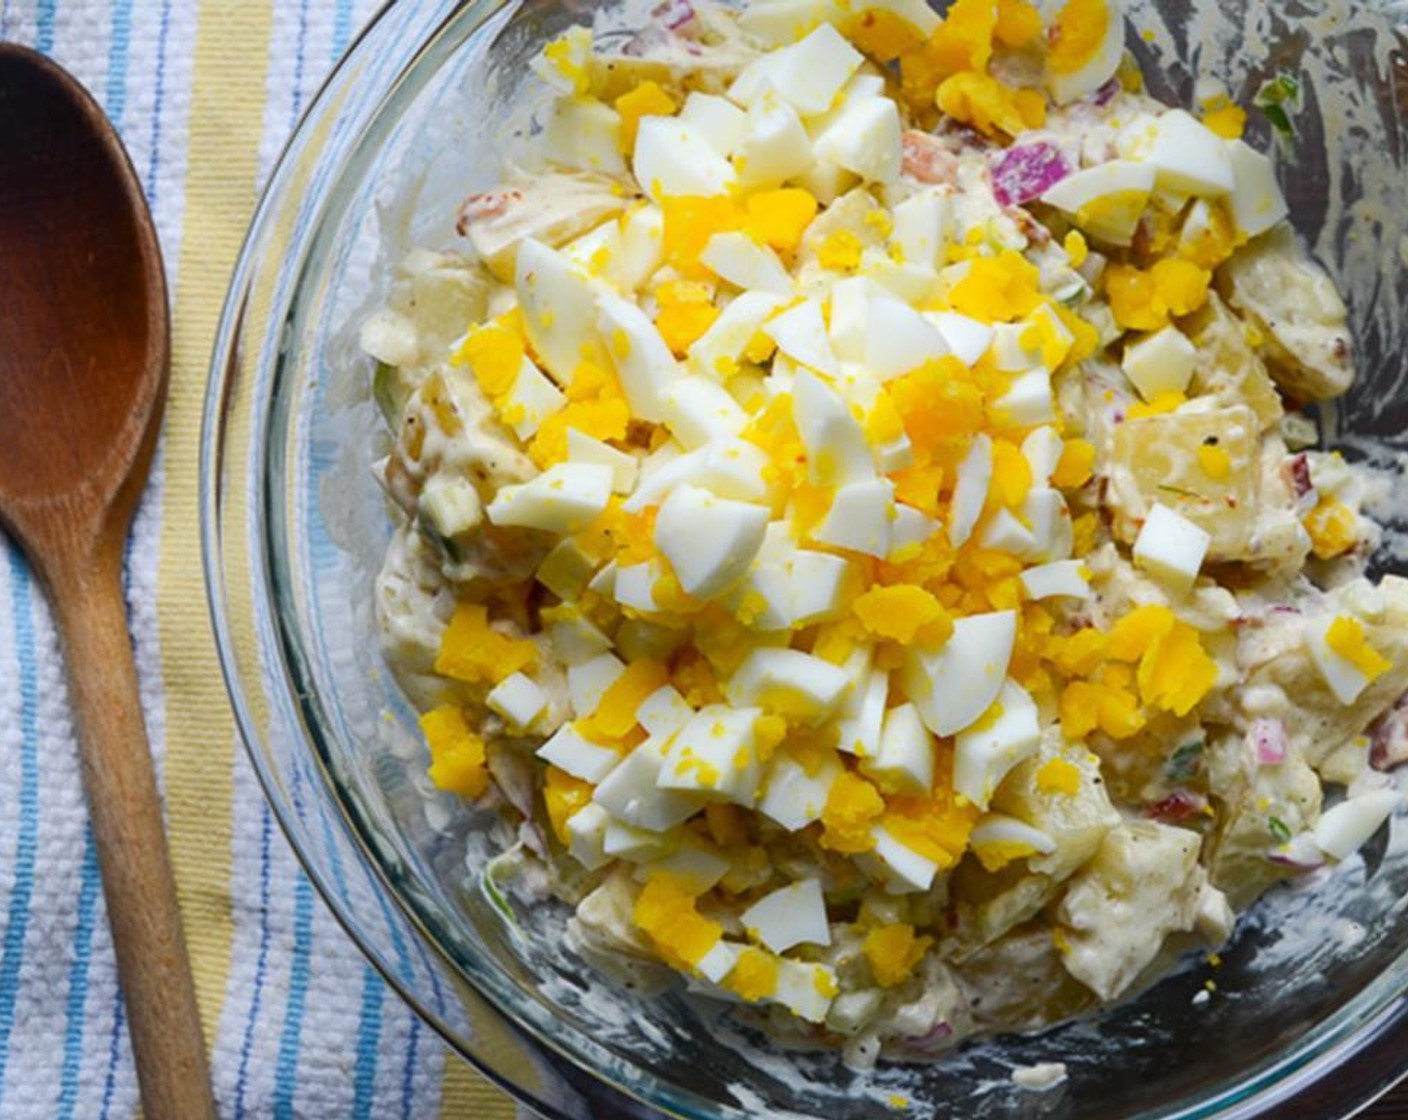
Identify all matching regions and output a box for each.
[481,852,521,929]
[1254,73,1301,139]
[1167,740,1205,782]
[1268,815,1293,844]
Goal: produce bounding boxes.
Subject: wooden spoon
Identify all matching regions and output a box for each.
[0,45,215,1120]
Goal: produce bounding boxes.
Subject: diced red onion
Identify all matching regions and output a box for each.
[1092,77,1121,107]
[1250,718,1288,766]
[901,1021,954,1052]
[653,0,697,31]
[1146,790,1208,823]
[1370,696,1408,771]
[991,143,1073,207]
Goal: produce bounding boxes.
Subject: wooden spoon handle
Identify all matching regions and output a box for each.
[49,556,216,1120]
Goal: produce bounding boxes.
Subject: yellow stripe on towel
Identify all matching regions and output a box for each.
[159,0,274,1047]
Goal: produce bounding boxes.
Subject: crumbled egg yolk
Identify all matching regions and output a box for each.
[745,189,818,254]
[654,280,720,355]
[936,71,1046,138]
[819,772,886,853]
[420,706,489,798]
[579,659,670,740]
[634,872,724,969]
[724,946,780,1000]
[1325,616,1392,682]
[948,251,1045,322]
[1200,98,1247,139]
[1047,0,1110,78]
[1035,756,1082,796]
[1304,497,1358,559]
[614,81,677,152]
[435,603,537,684]
[818,229,864,271]
[662,195,741,276]
[1050,439,1096,489]
[881,788,980,868]
[863,923,932,987]
[853,585,953,645]
[1104,258,1212,331]
[528,362,632,467]
[543,765,593,843]
[1197,443,1232,479]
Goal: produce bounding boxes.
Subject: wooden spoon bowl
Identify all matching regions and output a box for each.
[0,44,214,1120]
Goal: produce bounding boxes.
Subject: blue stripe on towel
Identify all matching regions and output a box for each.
[105,0,134,130]
[272,874,315,1119]
[234,803,275,1120]
[56,832,102,1120]
[0,549,41,1114]
[35,0,54,53]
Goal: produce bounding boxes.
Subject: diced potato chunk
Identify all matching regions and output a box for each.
[1052,821,1226,1002]
[1184,291,1283,430]
[955,923,1097,1034]
[1220,227,1353,402]
[1108,405,1260,559]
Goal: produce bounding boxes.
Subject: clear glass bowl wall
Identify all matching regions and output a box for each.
[203,1,1408,1117]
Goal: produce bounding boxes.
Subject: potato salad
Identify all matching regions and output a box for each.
[362,0,1408,1064]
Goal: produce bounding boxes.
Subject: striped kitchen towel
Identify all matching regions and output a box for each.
[0,1,520,1116]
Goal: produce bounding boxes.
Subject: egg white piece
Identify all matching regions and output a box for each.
[641,834,733,892]
[888,503,940,560]
[1122,325,1198,401]
[859,250,939,305]
[417,474,482,541]
[774,960,838,1022]
[864,297,950,381]
[542,604,613,665]
[947,433,992,549]
[565,429,638,493]
[545,94,627,177]
[1021,426,1065,484]
[486,463,613,534]
[1125,109,1234,197]
[487,672,550,733]
[637,685,696,739]
[904,610,1017,737]
[765,298,840,375]
[658,704,766,804]
[812,95,902,184]
[613,560,666,613]
[826,277,887,363]
[865,825,941,893]
[736,0,845,46]
[891,187,953,270]
[655,484,771,598]
[515,238,609,386]
[927,311,993,367]
[623,437,771,512]
[994,367,1055,427]
[989,322,1041,374]
[811,476,894,558]
[953,678,1042,809]
[725,648,850,724]
[633,116,739,202]
[764,22,863,116]
[700,231,794,295]
[602,819,677,861]
[1045,0,1125,105]
[537,722,622,783]
[1306,616,1377,705]
[1041,160,1155,246]
[970,813,1057,858]
[1020,560,1091,601]
[562,219,625,288]
[758,746,842,830]
[1225,139,1288,238]
[695,940,743,984]
[736,101,818,188]
[833,664,888,758]
[742,879,832,952]
[979,507,1039,556]
[1133,502,1210,593]
[679,92,750,156]
[1315,789,1400,860]
[659,376,751,449]
[564,803,614,870]
[1021,487,1075,562]
[788,549,854,625]
[498,357,567,440]
[567,651,627,716]
[595,735,706,830]
[597,292,681,422]
[792,370,876,486]
[860,702,934,796]
[618,205,666,292]
[688,290,786,379]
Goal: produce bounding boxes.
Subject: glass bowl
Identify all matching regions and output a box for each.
[202,1,1408,1116]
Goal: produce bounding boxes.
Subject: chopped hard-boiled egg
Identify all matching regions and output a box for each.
[487,672,550,732]
[1132,503,1210,593]
[659,704,766,803]
[1041,161,1155,246]
[1314,789,1400,860]
[953,679,1042,809]
[1225,139,1288,238]
[860,703,934,796]
[486,463,613,533]
[655,484,771,598]
[1122,325,1198,401]
[1045,0,1125,106]
[741,878,832,951]
[904,611,1017,737]
[634,116,739,201]
[679,92,750,156]
[726,647,850,723]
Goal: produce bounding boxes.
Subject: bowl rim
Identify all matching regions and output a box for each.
[199,1,1408,1117]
